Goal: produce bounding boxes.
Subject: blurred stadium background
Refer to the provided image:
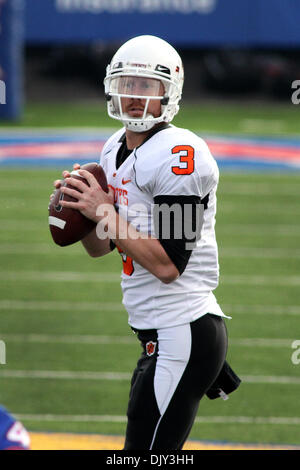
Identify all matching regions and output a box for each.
[0,0,300,450]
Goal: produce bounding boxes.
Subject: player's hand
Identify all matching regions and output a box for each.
[49,163,81,203]
[59,169,115,223]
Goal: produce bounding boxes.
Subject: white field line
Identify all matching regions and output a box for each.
[0,221,44,231]
[0,123,298,142]
[16,414,128,423]
[0,370,131,380]
[0,126,115,134]
[0,271,299,286]
[1,333,136,345]
[195,416,300,426]
[0,271,121,282]
[13,413,300,426]
[213,224,300,236]
[219,247,300,259]
[218,184,300,196]
[2,187,299,203]
[0,186,289,197]
[220,204,300,215]
[221,275,300,286]
[239,118,285,133]
[0,333,294,349]
[230,338,293,348]
[0,299,123,312]
[223,304,300,315]
[3,202,300,216]
[1,181,299,196]
[241,375,300,385]
[0,243,84,255]
[0,243,299,259]
[0,300,299,316]
[0,126,114,135]
[0,370,300,385]
[0,217,48,232]
[2,219,300,236]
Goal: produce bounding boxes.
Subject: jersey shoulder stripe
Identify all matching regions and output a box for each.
[100,127,125,163]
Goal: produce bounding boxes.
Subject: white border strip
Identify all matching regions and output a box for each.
[48,216,66,230]
[0,370,131,380]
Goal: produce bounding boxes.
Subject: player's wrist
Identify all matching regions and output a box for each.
[95,203,118,239]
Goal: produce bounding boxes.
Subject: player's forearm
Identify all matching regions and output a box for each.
[81,226,111,257]
[97,208,179,283]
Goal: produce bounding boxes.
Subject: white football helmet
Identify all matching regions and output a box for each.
[104,35,184,132]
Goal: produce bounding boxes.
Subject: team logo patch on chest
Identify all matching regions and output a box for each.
[146,341,157,357]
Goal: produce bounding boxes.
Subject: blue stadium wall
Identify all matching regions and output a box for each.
[25,0,300,47]
[0,0,24,120]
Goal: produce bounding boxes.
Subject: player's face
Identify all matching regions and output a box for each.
[117,76,165,119]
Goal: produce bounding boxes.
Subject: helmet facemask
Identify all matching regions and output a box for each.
[104,65,182,132]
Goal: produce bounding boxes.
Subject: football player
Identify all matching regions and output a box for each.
[0,406,30,450]
[54,35,235,450]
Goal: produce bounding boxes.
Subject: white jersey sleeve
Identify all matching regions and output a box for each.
[134,126,218,200]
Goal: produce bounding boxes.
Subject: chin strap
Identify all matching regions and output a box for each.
[123,113,160,132]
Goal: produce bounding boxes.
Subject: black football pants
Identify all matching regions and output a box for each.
[124,313,228,450]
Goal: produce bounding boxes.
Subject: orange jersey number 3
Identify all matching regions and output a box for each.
[171,145,195,175]
[117,245,134,276]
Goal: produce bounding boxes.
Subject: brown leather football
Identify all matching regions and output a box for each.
[48,162,108,246]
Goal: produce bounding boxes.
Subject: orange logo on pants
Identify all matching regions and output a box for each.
[146,341,157,357]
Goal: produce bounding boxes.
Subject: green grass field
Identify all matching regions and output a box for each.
[0,100,299,136]
[0,101,300,447]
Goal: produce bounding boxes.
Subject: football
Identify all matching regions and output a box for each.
[48,162,108,246]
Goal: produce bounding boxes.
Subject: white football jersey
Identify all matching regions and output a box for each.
[100,125,229,329]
